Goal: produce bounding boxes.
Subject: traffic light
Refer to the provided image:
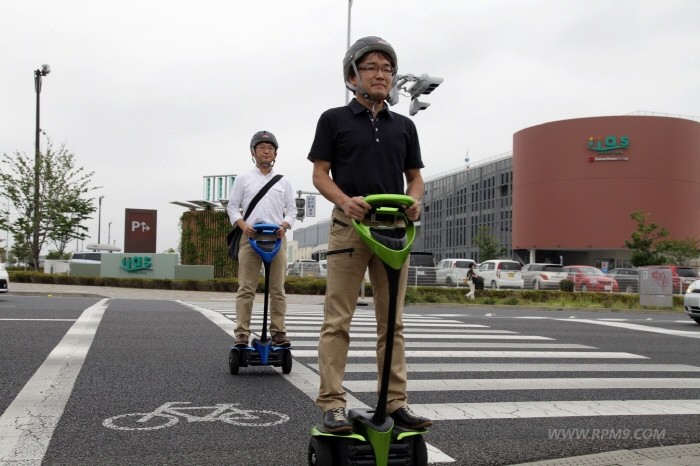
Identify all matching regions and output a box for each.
[295,198,305,221]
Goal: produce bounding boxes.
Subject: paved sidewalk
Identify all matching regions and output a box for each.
[8,282,327,305]
[6,282,700,466]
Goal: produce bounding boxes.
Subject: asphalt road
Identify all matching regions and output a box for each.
[1,291,699,465]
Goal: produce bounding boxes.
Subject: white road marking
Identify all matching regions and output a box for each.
[286,332,552,340]
[561,318,700,339]
[289,341,594,349]
[292,350,646,359]
[0,299,109,464]
[344,377,700,392]
[316,363,700,373]
[0,318,77,322]
[413,399,700,420]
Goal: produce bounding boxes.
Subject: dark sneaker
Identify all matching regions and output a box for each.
[323,407,352,433]
[234,334,249,347]
[390,406,433,429]
[271,332,291,347]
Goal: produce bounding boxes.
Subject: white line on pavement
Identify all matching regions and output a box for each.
[326,363,700,372]
[412,399,700,420]
[0,299,109,464]
[559,318,700,339]
[0,318,78,321]
[289,341,594,349]
[292,350,646,359]
[344,377,700,392]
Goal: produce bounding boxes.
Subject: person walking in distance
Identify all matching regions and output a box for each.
[308,36,433,433]
[465,263,477,299]
[227,130,297,348]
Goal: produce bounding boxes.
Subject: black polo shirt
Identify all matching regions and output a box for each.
[308,99,424,197]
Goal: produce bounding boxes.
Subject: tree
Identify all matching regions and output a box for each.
[624,210,668,267]
[473,225,507,262]
[656,238,700,265]
[0,141,99,269]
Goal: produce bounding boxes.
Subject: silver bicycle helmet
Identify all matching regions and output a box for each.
[249,130,279,155]
[343,36,397,95]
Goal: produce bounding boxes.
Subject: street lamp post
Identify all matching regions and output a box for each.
[345,0,353,104]
[108,221,112,245]
[98,196,104,244]
[33,64,50,270]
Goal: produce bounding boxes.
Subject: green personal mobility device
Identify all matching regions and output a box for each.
[307,194,428,466]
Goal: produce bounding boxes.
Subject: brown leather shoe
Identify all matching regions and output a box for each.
[323,407,352,433]
[390,406,433,429]
[271,332,291,347]
[234,334,249,347]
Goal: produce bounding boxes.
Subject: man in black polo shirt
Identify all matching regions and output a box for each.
[307,36,432,433]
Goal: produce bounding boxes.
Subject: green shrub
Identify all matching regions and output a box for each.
[560,279,574,292]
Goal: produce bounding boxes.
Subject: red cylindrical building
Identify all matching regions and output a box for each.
[512,116,700,252]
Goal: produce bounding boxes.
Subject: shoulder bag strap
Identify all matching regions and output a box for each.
[242,174,283,221]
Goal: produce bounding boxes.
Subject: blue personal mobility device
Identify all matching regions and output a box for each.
[228,223,292,375]
[307,195,428,466]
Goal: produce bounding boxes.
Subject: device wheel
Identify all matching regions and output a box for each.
[228,349,240,375]
[411,435,428,466]
[308,437,334,466]
[282,349,293,374]
[692,317,700,325]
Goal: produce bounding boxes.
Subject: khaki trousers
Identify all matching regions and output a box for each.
[235,235,288,337]
[316,209,409,414]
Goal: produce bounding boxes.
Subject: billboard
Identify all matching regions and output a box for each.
[124,209,157,253]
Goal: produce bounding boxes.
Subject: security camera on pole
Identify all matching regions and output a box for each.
[387,72,444,116]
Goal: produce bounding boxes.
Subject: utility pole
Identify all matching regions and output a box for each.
[32,64,50,270]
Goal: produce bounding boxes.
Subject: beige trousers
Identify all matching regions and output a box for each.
[316,209,409,414]
[235,234,288,337]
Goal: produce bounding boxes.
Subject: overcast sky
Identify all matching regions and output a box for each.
[2,0,699,254]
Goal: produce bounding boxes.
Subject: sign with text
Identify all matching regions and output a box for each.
[124,209,157,253]
[305,195,316,218]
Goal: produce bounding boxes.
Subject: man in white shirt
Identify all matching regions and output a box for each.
[227,130,297,347]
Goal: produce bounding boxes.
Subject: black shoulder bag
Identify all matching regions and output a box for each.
[227,174,283,261]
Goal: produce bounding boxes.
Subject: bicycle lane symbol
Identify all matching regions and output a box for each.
[102,402,290,431]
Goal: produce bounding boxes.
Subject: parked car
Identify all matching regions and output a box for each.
[605,268,639,293]
[69,251,103,264]
[562,265,619,292]
[407,252,436,286]
[645,265,699,294]
[0,263,9,293]
[521,263,567,290]
[287,260,322,278]
[318,260,327,278]
[477,260,524,289]
[435,258,477,286]
[682,279,700,325]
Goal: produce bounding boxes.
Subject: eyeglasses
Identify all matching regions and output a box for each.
[357,64,394,75]
[255,144,276,152]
